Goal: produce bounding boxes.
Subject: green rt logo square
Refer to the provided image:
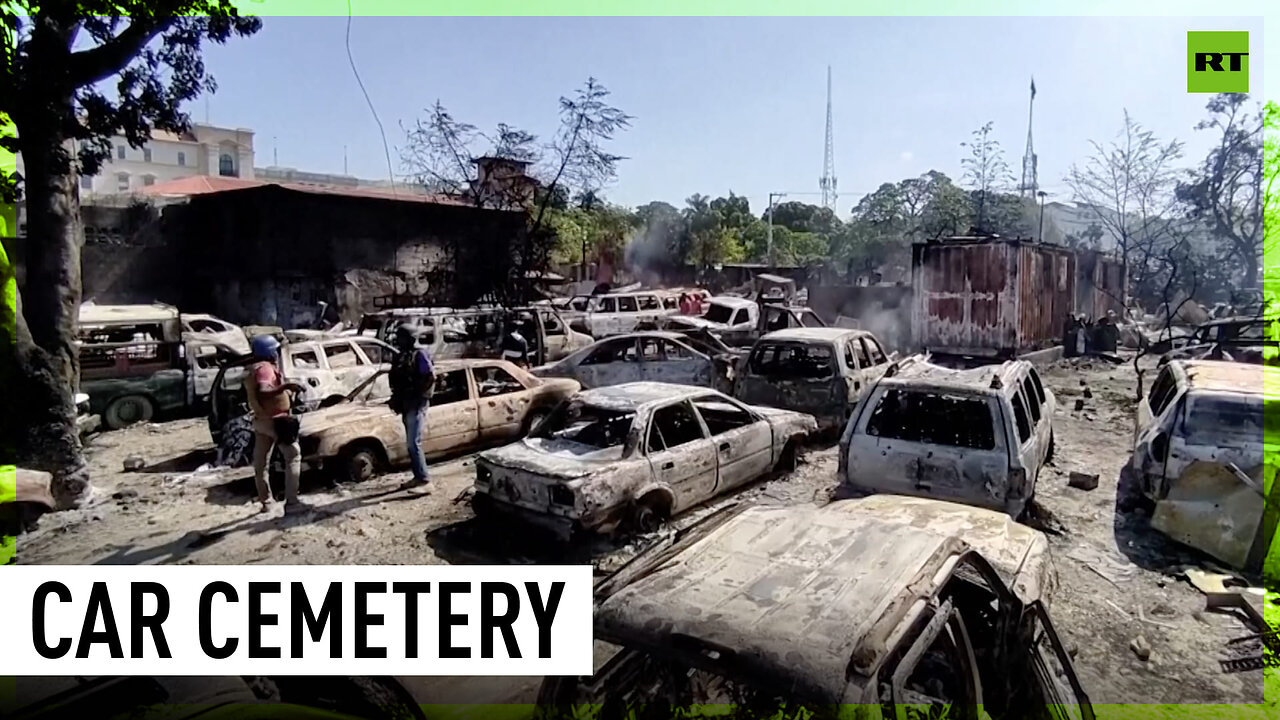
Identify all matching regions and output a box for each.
[1187,31,1249,93]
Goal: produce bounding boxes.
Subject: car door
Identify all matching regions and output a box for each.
[282,344,327,404]
[322,340,373,396]
[859,336,891,385]
[1018,602,1095,719]
[574,337,641,388]
[1136,365,1178,444]
[420,368,480,458]
[637,337,713,387]
[354,339,395,399]
[473,363,535,442]
[644,400,718,512]
[615,295,641,334]
[538,310,568,364]
[690,394,772,491]
[1019,375,1049,465]
[884,598,983,717]
[587,296,618,337]
[1008,387,1041,495]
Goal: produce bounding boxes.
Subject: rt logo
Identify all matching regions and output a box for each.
[1187,31,1249,93]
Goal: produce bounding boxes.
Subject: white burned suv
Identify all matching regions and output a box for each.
[472,382,817,539]
[838,357,1056,518]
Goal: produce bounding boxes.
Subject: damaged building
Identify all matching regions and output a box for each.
[8,169,532,329]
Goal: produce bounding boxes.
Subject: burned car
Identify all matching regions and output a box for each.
[1160,314,1278,366]
[472,382,817,539]
[735,327,892,432]
[838,357,1056,518]
[537,500,1091,718]
[530,331,739,393]
[295,359,579,483]
[1124,359,1276,573]
[663,295,759,334]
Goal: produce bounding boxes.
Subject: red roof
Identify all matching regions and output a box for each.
[139,175,472,207]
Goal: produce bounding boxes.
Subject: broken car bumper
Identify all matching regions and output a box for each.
[471,492,577,540]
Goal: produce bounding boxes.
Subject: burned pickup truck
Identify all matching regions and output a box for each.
[472,382,817,539]
[538,499,1090,719]
[1124,359,1277,573]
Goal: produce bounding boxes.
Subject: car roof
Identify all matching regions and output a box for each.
[433,358,522,373]
[880,358,1029,396]
[79,302,180,325]
[707,296,756,309]
[594,502,967,702]
[575,382,712,412]
[1176,359,1278,395]
[759,327,864,343]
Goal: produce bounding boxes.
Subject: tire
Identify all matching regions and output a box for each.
[104,394,155,430]
[1116,466,1155,514]
[633,494,670,534]
[1045,431,1056,463]
[341,445,381,484]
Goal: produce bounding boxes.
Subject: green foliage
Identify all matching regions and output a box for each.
[1266,101,1279,269]
[1,3,263,202]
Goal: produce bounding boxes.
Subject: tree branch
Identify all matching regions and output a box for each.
[67,19,172,87]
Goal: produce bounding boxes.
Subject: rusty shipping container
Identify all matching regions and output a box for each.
[911,238,1076,357]
[1076,249,1127,320]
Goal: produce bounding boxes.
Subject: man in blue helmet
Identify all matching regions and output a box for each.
[389,324,435,494]
[245,334,308,515]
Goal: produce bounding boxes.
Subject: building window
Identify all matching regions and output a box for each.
[142,175,155,186]
[218,153,236,177]
[116,173,129,191]
[143,147,152,163]
[80,176,92,190]
[177,151,186,167]
[116,145,126,160]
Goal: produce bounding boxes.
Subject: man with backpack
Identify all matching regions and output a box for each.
[390,324,436,494]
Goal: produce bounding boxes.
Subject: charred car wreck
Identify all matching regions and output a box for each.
[472,382,817,539]
[1125,359,1276,573]
[538,499,1090,718]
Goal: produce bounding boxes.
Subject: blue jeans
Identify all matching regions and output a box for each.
[402,402,430,483]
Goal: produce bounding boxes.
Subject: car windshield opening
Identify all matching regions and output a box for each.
[1180,396,1268,447]
[533,401,635,449]
[748,343,833,380]
[703,303,735,324]
[866,388,996,450]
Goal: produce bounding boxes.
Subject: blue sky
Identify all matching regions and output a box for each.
[199,16,1267,217]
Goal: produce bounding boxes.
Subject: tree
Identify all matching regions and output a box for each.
[1265,102,1279,264]
[1176,93,1266,289]
[2,4,261,504]
[918,171,973,238]
[764,201,841,236]
[683,194,744,269]
[1065,111,1184,307]
[960,122,1013,233]
[401,78,633,305]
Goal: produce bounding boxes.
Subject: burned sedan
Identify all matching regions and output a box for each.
[472,382,817,539]
[294,359,579,483]
[530,331,738,393]
[838,357,1056,518]
[1124,359,1276,573]
[537,500,1091,718]
[735,327,892,432]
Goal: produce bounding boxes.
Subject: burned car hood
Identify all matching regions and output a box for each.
[754,405,820,432]
[297,402,391,436]
[668,316,724,330]
[480,437,625,479]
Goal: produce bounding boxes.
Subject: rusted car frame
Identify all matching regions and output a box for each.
[537,500,1091,718]
[735,327,893,432]
[472,382,817,540]
[1126,359,1276,573]
[294,359,580,483]
[530,331,737,393]
[838,358,1056,518]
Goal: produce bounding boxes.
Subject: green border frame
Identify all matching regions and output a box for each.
[1,4,1276,718]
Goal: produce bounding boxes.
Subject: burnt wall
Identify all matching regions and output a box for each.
[172,186,525,327]
[809,284,914,353]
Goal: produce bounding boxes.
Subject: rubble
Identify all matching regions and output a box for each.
[122,455,145,471]
[1068,472,1099,491]
[1129,636,1152,661]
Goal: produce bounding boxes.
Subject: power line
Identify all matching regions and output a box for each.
[345,0,397,195]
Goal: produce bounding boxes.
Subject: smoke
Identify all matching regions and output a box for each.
[624,219,678,276]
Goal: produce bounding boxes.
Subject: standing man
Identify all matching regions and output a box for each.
[390,324,435,494]
[245,334,306,515]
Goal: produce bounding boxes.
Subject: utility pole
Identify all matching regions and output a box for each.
[1038,191,1049,241]
[767,192,786,270]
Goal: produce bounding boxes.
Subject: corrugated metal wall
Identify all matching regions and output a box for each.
[913,240,1077,356]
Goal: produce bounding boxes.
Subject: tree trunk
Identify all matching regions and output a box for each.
[1243,252,1259,290]
[12,118,90,507]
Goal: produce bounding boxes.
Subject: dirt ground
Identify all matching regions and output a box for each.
[15,355,1268,706]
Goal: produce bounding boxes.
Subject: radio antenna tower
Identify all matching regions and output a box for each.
[819,66,838,213]
[1019,76,1039,199]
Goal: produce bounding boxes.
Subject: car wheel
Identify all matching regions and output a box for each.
[1116,466,1155,514]
[342,446,381,484]
[633,495,670,534]
[1045,431,1056,463]
[104,394,155,430]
